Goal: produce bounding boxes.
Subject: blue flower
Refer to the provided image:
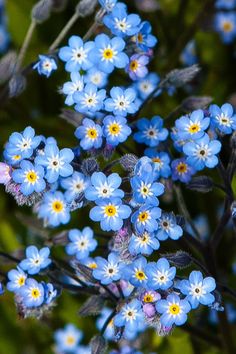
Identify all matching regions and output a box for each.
[19,278,45,307]
[84,67,108,88]
[66,227,98,261]
[90,197,132,231]
[183,134,222,171]
[134,72,160,100]
[61,171,90,203]
[96,308,115,340]
[19,246,51,275]
[88,34,129,73]
[5,126,41,160]
[214,12,236,44]
[134,116,168,147]
[103,115,131,146]
[103,3,141,37]
[134,156,159,180]
[38,191,70,227]
[156,293,191,327]
[180,40,198,66]
[123,256,148,287]
[126,54,149,81]
[54,324,82,353]
[178,271,216,309]
[43,282,57,304]
[98,0,117,12]
[62,72,84,106]
[131,204,161,234]
[73,83,106,114]
[145,149,171,178]
[171,157,195,183]
[35,142,74,183]
[128,231,160,256]
[215,0,236,9]
[175,109,210,140]
[0,25,9,53]
[114,299,145,333]
[74,118,103,150]
[209,103,236,134]
[12,160,46,196]
[146,258,176,290]
[93,252,122,284]
[133,21,157,51]
[156,212,183,241]
[59,35,94,72]
[7,267,27,293]
[105,87,137,116]
[85,171,124,201]
[33,55,57,77]
[131,173,164,205]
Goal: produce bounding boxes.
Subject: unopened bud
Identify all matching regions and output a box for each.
[164,251,192,268]
[120,154,138,171]
[90,335,107,354]
[182,96,212,112]
[187,176,213,193]
[60,109,84,127]
[52,0,68,12]
[0,51,17,84]
[8,73,27,98]
[162,64,200,89]
[81,157,99,176]
[231,201,236,219]
[76,0,97,17]
[31,0,53,23]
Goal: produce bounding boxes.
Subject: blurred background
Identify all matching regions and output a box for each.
[0,0,236,353]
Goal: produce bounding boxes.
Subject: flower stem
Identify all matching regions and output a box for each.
[15,21,37,71]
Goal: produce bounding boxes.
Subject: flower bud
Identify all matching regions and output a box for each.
[0,51,17,84]
[31,0,53,23]
[76,0,97,17]
[120,154,138,171]
[182,96,212,112]
[90,335,107,354]
[187,176,213,193]
[0,162,11,184]
[60,109,84,127]
[143,303,156,318]
[163,64,200,89]
[164,251,192,269]
[8,73,27,98]
[81,157,99,176]
[52,0,68,12]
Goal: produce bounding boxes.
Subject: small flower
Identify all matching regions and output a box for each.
[128,231,160,256]
[209,103,236,134]
[74,118,103,150]
[98,0,117,12]
[93,252,122,284]
[145,149,171,178]
[134,116,168,147]
[178,270,216,309]
[35,142,74,183]
[33,55,57,77]
[12,160,46,196]
[66,227,98,261]
[73,83,106,114]
[156,293,191,327]
[114,299,145,333]
[103,115,131,146]
[59,35,94,72]
[103,3,141,38]
[88,34,129,74]
[146,257,176,290]
[105,87,138,116]
[126,54,149,81]
[171,157,195,183]
[90,197,132,231]
[141,290,161,303]
[43,282,57,304]
[19,246,51,275]
[175,109,210,140]
[85,171,124,201]
[131,173,164,205]
[123,256,148,287]
[134,72,160,100]
[84,67,108,88]
[19,278,45,307]
[61,171,90,203]
[180,40,198,66]
[131,204,161,234]
[62,72,84,106]
[214,12,236,44]
[38,191,70,227]
[5,126,41,160]
[96,308,115,341]
[183,134,222,171]
[0,162,11,184]
[7,267,27,293]
[156,212,183,241]
[54,324,82,353]
[215,0,236,9]
[133,21,157,51]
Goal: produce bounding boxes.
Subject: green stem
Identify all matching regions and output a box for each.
[15,21,37,71]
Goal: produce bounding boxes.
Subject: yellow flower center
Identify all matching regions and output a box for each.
[52,200,64,213]
[138,211,149,222]
[31,288,41,299]
[130,60,139,71]
[104,205,117,217]
[103,49,114,60]
[66,336,76,345]
[13,155,21,161]
[18,276,25,286]
[88,262,97,269]
[188,123,200,134]
[177,162,187,174]
[143,294,154,303]
[26,170,38,183]
[135,270,146,280]
[169,304,180,315]
[152,157,161,163]
[223,21,233,32]
[137,33,143,43]
[109,123,121,136]
[87,128,98,140]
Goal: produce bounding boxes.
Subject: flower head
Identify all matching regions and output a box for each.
[171,157,195,183]
[103,115,131,146]
[19,278,45,307]
[19,245,51,275]
[33,55,57,77]
[75,118,103,150]
[54,324,82,353]
[156,212,183,241]
[175,109,210,140]
[146,257,176,290]
[134,116,168,147]
[93,252,122,284]
[7,267,27,293]
[38,191,70,227]
[105,87,138,116]
[66,227,98,261]
[73,83,106,114]
[209,103,236,134]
